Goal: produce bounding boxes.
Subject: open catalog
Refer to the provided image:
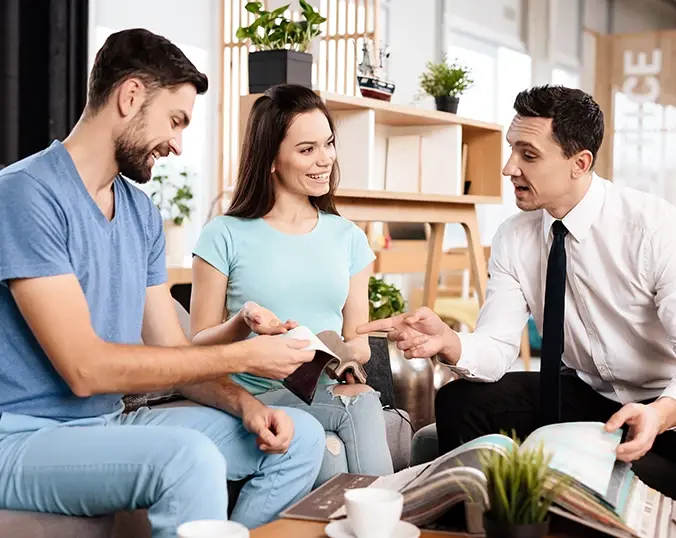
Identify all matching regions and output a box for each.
[281,422,675,538]
[281,326,367,405]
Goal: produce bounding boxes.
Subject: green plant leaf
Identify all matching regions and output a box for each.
[245,1,263,14]
[419,54,473,98]
[235,26,251,40]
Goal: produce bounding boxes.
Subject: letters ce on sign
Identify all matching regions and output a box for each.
[622,49,662,104]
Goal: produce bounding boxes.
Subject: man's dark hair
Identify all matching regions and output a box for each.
[87,28,208,112]
[513,85,604,165]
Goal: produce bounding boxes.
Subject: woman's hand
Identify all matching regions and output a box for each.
[241,301,298,335]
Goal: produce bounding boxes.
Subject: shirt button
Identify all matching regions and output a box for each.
[588,329,595,336]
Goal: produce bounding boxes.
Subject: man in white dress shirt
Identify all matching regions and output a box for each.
[358,85,676,494]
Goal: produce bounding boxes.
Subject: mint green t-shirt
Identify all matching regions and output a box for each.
[192,211,376,395]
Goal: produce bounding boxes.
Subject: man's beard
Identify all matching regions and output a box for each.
[114,112,155,184]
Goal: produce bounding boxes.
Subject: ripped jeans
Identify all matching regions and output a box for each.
[256,385,394,487]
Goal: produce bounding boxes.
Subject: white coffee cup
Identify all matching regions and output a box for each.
[344,488,404,538]
[177,519,249,538]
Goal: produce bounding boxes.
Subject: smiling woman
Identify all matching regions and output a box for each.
[190,84,394,488]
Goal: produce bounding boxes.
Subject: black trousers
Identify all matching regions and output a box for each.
[435,371,676,498]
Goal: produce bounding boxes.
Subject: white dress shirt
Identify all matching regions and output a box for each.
[450,173,676,404]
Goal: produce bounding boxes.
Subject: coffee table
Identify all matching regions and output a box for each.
[251,519,457,537]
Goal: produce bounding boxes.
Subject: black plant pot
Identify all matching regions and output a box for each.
[483,513,550,538]
[247,50,313,94]
[435,95,459,114]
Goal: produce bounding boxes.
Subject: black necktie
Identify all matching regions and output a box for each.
[539,220,568,426]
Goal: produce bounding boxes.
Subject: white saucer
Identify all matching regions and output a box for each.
[325,519,421,538]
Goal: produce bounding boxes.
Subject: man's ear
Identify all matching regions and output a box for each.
[572,150,594,179]
[116,78,145,119]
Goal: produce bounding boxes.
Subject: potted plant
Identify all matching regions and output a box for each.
[236,0,326,93]
[369,276,406,322]
[480,437,566,538]
[419,55,473,114]
[149,164,194,267]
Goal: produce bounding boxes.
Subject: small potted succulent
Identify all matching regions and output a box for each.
[236,0,326,93]
[419,55,473,114]
[480,438,566,538]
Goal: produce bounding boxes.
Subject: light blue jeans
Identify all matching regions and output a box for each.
[257,386,394,487]
[0,401,324,536]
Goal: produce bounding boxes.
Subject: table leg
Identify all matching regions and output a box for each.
[461,206,488,306]
[422,222,445,308]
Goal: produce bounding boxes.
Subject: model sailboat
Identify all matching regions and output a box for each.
[357,40,395,102]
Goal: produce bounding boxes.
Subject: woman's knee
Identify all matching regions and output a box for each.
[329,383,375,399]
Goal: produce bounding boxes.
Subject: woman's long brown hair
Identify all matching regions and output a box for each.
[226,84,340,218]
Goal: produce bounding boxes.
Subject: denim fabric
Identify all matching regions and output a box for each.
[0,402,324,536]
[257,386,393,487]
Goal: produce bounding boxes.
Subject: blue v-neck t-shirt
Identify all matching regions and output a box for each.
[0,141,167,420]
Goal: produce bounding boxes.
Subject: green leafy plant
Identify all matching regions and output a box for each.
[236,0,326,53]
[149,165,194,226]
[369,276,406,321]
[480,435,567,525]
[419,55,473,98]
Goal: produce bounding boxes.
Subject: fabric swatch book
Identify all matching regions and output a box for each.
[280,326,367,405]
[281,422,675,538]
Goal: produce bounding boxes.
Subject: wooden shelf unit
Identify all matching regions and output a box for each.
[238,91,503,201]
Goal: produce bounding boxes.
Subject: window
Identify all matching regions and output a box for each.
[442,32,532,249]
[612,92,676,202]
[552,67,581,89]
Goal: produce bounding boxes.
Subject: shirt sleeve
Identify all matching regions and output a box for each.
[446,222,530,381]
[146,204,168,287]
[0,172,74,285]
[192,217,235,277]
[349,223,376,277]
[647,219,676,402]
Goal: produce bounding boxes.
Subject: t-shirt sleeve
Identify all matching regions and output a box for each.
[192,217,234,277]
[146,204,168,287]
[0,172,74,285]
[349,223,376,277]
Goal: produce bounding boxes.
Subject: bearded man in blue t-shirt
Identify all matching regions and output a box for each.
[0,28,324,535]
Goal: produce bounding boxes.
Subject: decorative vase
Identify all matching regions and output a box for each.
[247,50,313,94]
[483,513,550,538]
[435,95,459,114]
[163,221,186,267]
[386,339,435,430]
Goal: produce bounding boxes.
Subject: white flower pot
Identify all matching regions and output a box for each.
[163,221,186,267]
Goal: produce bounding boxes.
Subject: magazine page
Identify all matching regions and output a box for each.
[397,433,516,492]
[520,421,622,498]
[278,326,340,360]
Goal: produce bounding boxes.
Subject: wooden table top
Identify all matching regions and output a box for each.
[250,519,457,537]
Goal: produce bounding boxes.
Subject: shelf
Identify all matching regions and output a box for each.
[239,91,503,200]
[318,91,502,132]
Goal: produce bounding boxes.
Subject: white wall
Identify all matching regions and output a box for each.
[612,0,676,33]
[385,0,440,106]
[89,0,222,265]
[447,0,526,50]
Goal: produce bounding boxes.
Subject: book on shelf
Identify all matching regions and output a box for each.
[281,326,366,405]
[281,421,674,538]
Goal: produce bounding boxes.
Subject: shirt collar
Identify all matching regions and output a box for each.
[542,173,606,243]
